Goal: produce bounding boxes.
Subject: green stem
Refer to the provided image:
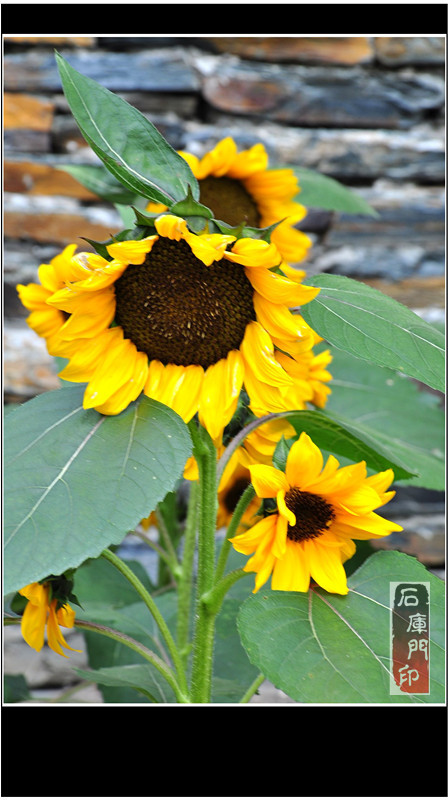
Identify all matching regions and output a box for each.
[176,479,199,665]
[201,568,246,616]
[100,548,189,698]
[188,420,218,703]
[215,483,256,583]
[239,673,265,703]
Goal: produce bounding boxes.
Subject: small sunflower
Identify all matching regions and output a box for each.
[148,136,312,264]
[18,582,80,658]
[230,432,403,595]
[21,214,320,443]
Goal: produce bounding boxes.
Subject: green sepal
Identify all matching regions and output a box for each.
[211,217,284,242]
[169,186,213,220]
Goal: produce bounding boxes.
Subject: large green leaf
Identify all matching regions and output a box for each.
[293,166,378,216]
[237,551,445,703]
[55,52,199,206]
[301,274,445,392]
[277,409,415,482]
[4,387,192,594]
[325,347,445,490]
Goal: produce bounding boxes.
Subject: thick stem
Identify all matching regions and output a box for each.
[176,479,199,665]
[100,548,189,698]
[188,421,219,703]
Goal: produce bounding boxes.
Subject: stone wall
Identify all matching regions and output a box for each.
[3,36,445,702]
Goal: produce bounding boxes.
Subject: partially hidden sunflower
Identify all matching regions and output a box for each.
[17,214,322,445]
[230,432,403,595]
[18,582,80,657]
[147,136,313,265]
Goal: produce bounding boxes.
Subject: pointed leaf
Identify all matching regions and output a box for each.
[293,166,378,216]
[55,52,199,206]
[301,274,445,392]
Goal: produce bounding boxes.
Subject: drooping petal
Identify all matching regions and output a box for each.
[240,321,293,388]
[198,350,244,442]
[248,464,289,498]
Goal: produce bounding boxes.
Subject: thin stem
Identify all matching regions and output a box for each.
[133,529,176,572]
[176,479,199,665]
[100,548,189,698]
[4,615,189,703]
[188,421,218,703]
[239,673,265,703]
[215,483,256,583]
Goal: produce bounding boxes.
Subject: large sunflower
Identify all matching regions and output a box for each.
[230,432,403,595]
[148,137,312,265]
[22,214,320,443]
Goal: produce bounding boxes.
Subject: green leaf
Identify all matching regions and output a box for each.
[55,52,199,206]
[237,551,444,703]
[273,409,416,482]
[4,387,192,594]
[75,664,173,702]
[4,674,31,704]
[325,347,445,490]
[293,166,378,217]
[58,163,137,205]
[301,274,445,392]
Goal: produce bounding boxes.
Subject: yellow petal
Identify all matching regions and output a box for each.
[155,215,188,241]
[253,293,308,342]
[272,540,311,592]
[106,235,157,263]
[225,237,281,269]
[306,539,349,595]
[227,142,269,178]
[229,513,277,555]
[277,489,296,526]
[183,230,236,266]
[240,321,293,388]
[144,361,204,424]
[271,511,289,559]
[95,349,149,415]
[248,464,289,498]
[247,266,319,307]
[285,432,324,488]
[83,334,142,409]
[198,351,244,441]
[196,137,238,178]
[19,583,49,652]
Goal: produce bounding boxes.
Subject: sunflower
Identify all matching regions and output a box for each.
[22,214,320,444]
[230,431,403,595]
[147,136,312,264]
[18,582,80,658]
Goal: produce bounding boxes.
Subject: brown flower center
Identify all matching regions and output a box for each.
[199,176,260,228]
[284,487,335,542]
[223,476,251,514]
[114,237,256,370]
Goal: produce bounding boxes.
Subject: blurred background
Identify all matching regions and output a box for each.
[3,35,445,702]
